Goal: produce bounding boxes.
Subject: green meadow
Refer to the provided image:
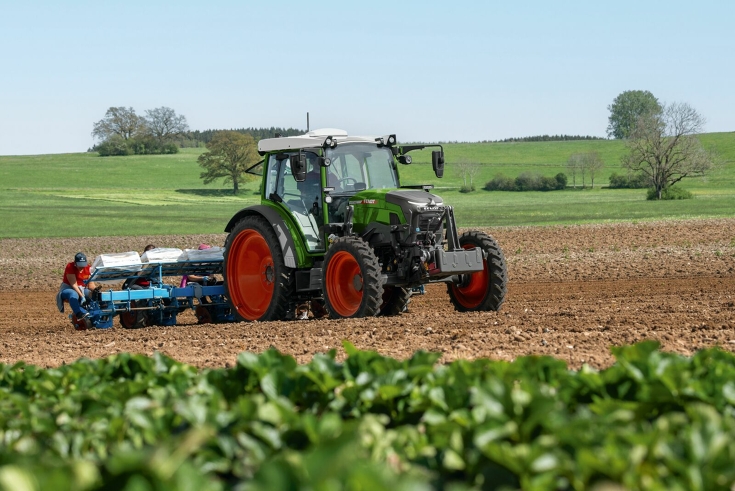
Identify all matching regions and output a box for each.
[1,133,734,238]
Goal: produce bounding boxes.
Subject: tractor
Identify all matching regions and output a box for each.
[222,129,507,321]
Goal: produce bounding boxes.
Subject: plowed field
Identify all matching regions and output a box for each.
[1,219,734,369]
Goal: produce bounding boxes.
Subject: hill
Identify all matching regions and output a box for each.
[0,133,733,237]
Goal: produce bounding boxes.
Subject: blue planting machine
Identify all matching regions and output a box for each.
[71,259,234,330]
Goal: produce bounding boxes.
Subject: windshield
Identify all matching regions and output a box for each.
[325,143,398,193]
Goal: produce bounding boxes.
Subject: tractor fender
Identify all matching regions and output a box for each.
[225,205,298,269]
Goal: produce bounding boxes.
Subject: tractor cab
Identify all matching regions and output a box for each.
[253,129,407,252]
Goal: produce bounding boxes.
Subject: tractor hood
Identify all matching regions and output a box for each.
[346,188,446,232]
[384,189,445,213]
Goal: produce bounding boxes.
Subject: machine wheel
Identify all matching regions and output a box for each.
[378,286,411,316]
[448,231,507,312]
[322,237,383,318]
[195,305,213,324]
[72,314,92,331]
[224,215,294,322]
[119,301,148,329]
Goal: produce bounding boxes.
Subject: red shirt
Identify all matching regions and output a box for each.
[63,262,91,286]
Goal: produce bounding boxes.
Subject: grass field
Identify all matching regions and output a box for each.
[1,133,733,238]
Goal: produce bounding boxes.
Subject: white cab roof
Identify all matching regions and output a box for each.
[257,128,380,153]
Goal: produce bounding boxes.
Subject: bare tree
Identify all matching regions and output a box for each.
[92,107,145,141]
[453,158,482,191]
[567,154,582,188]
[144,107,189,144]
[583,152,605,188]
[623,102,715,200]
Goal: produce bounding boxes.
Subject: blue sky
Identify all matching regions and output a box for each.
[0,0,732,155]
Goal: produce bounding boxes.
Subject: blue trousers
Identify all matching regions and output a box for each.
[59,283,90,316]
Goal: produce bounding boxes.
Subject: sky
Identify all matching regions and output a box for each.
[0,0,733,155]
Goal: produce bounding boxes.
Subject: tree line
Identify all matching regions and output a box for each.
[485,134,606,143]
[91,106,303,157]
[189,127,304,144]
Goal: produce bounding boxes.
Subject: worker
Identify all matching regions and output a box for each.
[181,244,218,287]
[56,252,97,320]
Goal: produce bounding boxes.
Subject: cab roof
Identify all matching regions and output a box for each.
[257,128,383,154]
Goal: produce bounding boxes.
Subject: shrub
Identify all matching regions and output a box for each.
[554,172,568,190]
[96,136,179,156]
[609,172,650,189]
[95,137,132,156]
[484,172,568,192]
[646,185,693,200]
[515,171,541,191]
[628,172,650,188]
[484,174,515,191]
[459,184,476,193]
[539,176,558,191]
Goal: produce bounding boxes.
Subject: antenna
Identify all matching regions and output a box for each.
[307,112,310,132]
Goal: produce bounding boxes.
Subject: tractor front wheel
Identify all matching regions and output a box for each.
[224,216,293,322]
[322,237,383,318]
[448,231,507,312]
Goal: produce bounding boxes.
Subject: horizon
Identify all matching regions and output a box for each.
[1,0,733,156]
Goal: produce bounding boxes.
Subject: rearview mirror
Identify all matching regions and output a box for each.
[432,150,444,178]
[290,153,306,182]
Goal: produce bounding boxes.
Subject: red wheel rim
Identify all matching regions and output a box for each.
[450,244,489,309]
[326,251,363,317]
[227,229,275,320]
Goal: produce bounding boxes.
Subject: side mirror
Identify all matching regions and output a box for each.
[290,153,306,182]
[432,150,444,178]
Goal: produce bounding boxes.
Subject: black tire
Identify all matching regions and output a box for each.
[322,237,383,319]
[447,231,507,312]
[224,215,294,322]
[378,286,411,316]
[119,301,148,329]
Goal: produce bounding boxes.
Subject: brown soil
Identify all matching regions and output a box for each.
[1,219,734,369]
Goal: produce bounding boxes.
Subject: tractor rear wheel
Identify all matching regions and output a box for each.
[224,216,294,322]
[119,302,148,329]
[322,237,383,318]
[448,231,507,312]
[378,286,411,316]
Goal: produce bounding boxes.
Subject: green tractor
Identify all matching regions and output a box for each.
[223,129,507,321]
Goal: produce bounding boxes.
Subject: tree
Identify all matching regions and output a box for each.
[453,158,482,192]
[607,90,661,139]
[92,107,146,141]
[198,131,258,194]
[567,154,582,188]
[582,152,605,188]
[144,107,189,144]
[623,102,715,200]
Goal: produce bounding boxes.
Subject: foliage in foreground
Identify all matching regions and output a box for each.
[1,341,735,490]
